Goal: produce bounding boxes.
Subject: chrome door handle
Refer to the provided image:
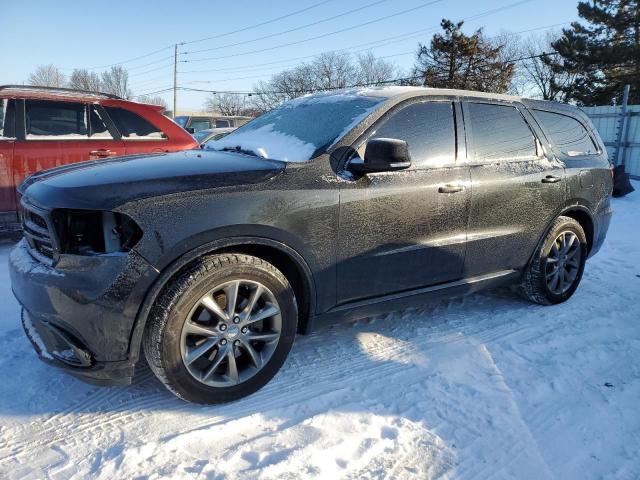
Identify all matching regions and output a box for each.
[89,149,116,159]
[541,175,562,184]
[438,184,465,193]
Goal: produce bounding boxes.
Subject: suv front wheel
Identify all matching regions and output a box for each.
[143,254,297,404]
[522,216,588,305]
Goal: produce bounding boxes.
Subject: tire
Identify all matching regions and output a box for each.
[143,253,297,404]
[522,216,587,305]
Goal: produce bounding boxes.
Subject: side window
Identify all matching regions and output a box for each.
[466,103,537,162]
[89,105,114,139]
[533,110,598,156]
[215,119,231,128]
[25,100,88,139]
[0,99,16,139]
[190,120,210,132]
[104,106,165,139]
[366,102,456,168]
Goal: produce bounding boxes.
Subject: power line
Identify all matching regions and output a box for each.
[183,0,448,64]
[181,0,336,46]
[183,0,393,55]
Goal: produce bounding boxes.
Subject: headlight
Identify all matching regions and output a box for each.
[51,209,142,255]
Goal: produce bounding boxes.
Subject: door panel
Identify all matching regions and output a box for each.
[338,167,470,303]
[462,101,565,276]
[0,140,16,215]
[337,99,470,304]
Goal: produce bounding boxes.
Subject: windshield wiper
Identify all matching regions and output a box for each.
[220,146,262,158]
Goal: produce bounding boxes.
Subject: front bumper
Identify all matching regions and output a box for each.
[10,239,158,385]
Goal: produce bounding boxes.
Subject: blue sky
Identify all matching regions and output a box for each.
[1,0,580,110]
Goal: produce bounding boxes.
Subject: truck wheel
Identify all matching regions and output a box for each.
[522,216,587,305]
[143,253,297,404]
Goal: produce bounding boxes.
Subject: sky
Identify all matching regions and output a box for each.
[0,0,581,111]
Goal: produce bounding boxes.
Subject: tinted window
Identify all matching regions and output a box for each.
[89,106,113,139]
[174,116,188,127]
[25,100,88,138]
[0,99,15,138]
[368,102,456,168]
[533,110,597,156]
[467,103,537,161]
[215,119,230,128]
[104,107,165,139]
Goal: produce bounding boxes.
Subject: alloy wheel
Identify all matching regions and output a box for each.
[180,279,282,387]
[545,231,582,295]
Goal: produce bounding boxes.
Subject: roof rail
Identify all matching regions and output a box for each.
[0,84,121,99]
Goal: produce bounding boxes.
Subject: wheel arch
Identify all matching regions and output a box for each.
[528,205,595,267]
[128,236,317,363]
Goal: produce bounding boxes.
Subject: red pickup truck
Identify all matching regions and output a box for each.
[0,85,198,227]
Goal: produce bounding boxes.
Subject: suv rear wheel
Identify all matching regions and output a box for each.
[522,216,587,305]
[143,254,297,403]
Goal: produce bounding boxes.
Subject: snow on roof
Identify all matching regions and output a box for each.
[0,85,119,100]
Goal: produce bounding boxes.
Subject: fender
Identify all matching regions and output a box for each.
[127,235,317,362]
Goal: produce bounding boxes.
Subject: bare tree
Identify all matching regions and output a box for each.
[520,31,575,101]
[354,51,397,86]
[137,95,168,111]
[251,51,398,113]
[203,92,245,116]
[101,66,132,99]
[69,69,102,92]
[27,64,66,87]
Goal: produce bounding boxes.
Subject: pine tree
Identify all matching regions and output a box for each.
[412,19,515,93]
[548,0,639,105]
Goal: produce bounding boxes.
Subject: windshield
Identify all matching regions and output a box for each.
[174,116,188,127]
[205,93,386,162]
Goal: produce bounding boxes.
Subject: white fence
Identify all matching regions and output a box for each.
[582,105,640,178]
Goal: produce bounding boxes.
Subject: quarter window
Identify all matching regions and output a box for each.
[533,110,598,156]
[104,107,165,139]
[25,100,88,139]
[466,103,537,162]
[367,102,456,168]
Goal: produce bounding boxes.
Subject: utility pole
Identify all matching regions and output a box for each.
[173,44,178,119]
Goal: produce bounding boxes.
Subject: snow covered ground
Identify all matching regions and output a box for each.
[0,185,638,479]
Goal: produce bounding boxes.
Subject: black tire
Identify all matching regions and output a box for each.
[522,216,587,305]
[143,253,297,404]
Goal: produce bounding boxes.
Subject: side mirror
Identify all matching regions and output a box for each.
[349,138,411,174]
[186,127,195,134]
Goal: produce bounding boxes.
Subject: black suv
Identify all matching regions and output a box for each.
[10,87,612,403]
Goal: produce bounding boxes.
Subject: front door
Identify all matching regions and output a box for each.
[12,100,126,194]
[337,99,470,304]
[461,100,565,277]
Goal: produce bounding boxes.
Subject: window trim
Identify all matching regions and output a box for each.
[461,99,545,165]
[351,97,460,171]
[530,108,601,157]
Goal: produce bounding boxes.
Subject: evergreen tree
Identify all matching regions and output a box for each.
[548,0,639,105]
[412,19,515,93]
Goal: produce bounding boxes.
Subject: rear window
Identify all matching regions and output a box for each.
[174,116,188,127]
[466,103,537,162]
[104,106,165,139]
[215,119,230,128]
[533,110,598,156]
[0,99,16,139]
[25,100,88,139]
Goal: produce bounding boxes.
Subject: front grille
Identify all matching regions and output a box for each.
[22,206,56,263]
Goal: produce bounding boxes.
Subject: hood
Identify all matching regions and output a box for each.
[21,149,286,210]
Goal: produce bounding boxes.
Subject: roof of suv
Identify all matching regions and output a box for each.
[0,85,121,101]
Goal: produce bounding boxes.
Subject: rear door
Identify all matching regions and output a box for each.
[337,99,470,304]
[12,99,126,191]
[103,105,173,155]
[0,98,16,218]
[462,100,565,277]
